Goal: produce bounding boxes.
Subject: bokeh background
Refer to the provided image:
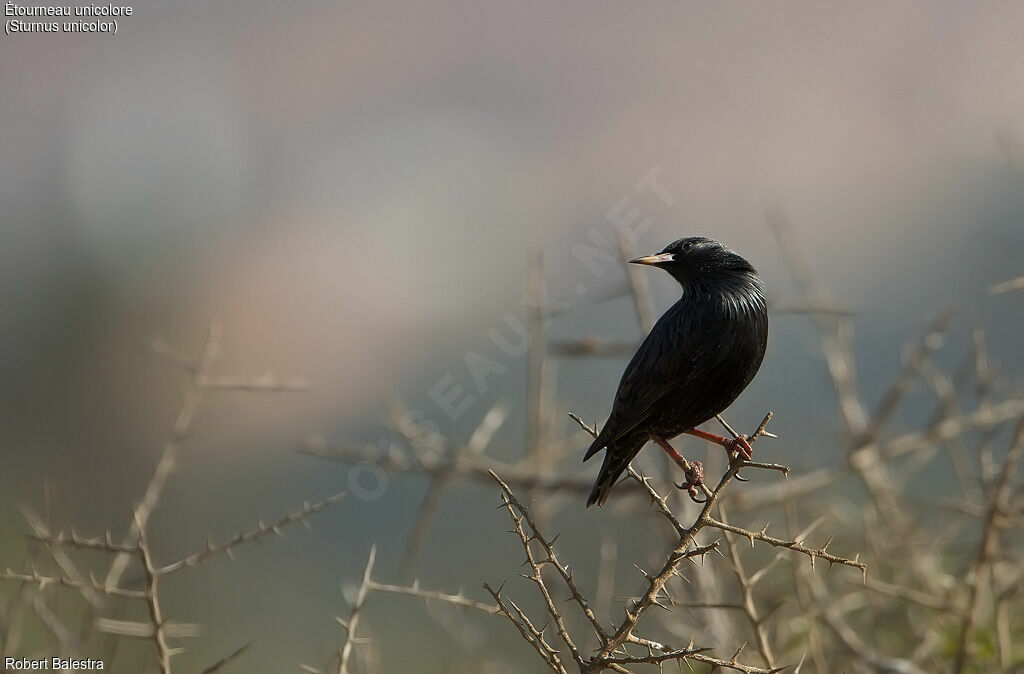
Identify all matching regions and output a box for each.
[2,2,1024,672]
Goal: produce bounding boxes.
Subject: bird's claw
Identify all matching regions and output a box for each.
[726,434,754,461]
[673,481,707,503]
[725,434,754,481]
[674,461,705,502]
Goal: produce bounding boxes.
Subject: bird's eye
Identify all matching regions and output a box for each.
[681,241,693,252]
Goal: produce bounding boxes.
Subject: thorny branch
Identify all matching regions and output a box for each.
[319,545,501,673]
[482,404,865,674]
[4,222,1024,673]
[953,416,1024,673]
[337,546,376,674]
[157,492,347,575]
[0,327,319,674]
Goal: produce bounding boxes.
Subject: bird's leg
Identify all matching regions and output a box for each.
[684,427,754,461]
[648,433,705,503]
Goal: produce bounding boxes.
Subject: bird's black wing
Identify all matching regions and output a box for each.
[585,302,704,459]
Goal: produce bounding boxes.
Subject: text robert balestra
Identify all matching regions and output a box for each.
[4,657,104,670]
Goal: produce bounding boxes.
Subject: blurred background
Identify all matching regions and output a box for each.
[2,2,1024,672]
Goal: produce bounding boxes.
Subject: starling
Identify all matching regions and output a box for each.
[584,236,768,507]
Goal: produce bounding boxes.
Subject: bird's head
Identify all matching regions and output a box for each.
[629,237,760,290]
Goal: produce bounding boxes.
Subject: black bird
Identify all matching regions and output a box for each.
[584,236,768,507]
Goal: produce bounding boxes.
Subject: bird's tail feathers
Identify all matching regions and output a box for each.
[583,436,604,462]
[586,440,641,507]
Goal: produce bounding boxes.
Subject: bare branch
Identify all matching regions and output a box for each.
[489,474,593,666]
[718,506,777,668]
[195,374,309,391]
[106,323,223,591]
[158,492,346,575]
[28,530,141,554]
[338,545,376,674]
[0,568,146,600]
[299,441,597,495]
[136,513,175,674]
[705,517,865,577]
[953,417,1024,673]
[198,643,252,674]
[366,579,499,614]
[484,583,568,673]
[989,275,1024,295]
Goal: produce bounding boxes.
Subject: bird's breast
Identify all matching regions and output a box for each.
[655,290,767,430]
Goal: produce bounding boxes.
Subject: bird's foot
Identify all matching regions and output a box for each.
[726,434,754,461]
[673,461,706,503]
[649,433,707,503]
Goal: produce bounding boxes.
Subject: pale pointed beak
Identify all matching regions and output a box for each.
[629,253,675,266]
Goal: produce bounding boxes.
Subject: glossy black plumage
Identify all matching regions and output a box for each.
[584,237,768,507]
